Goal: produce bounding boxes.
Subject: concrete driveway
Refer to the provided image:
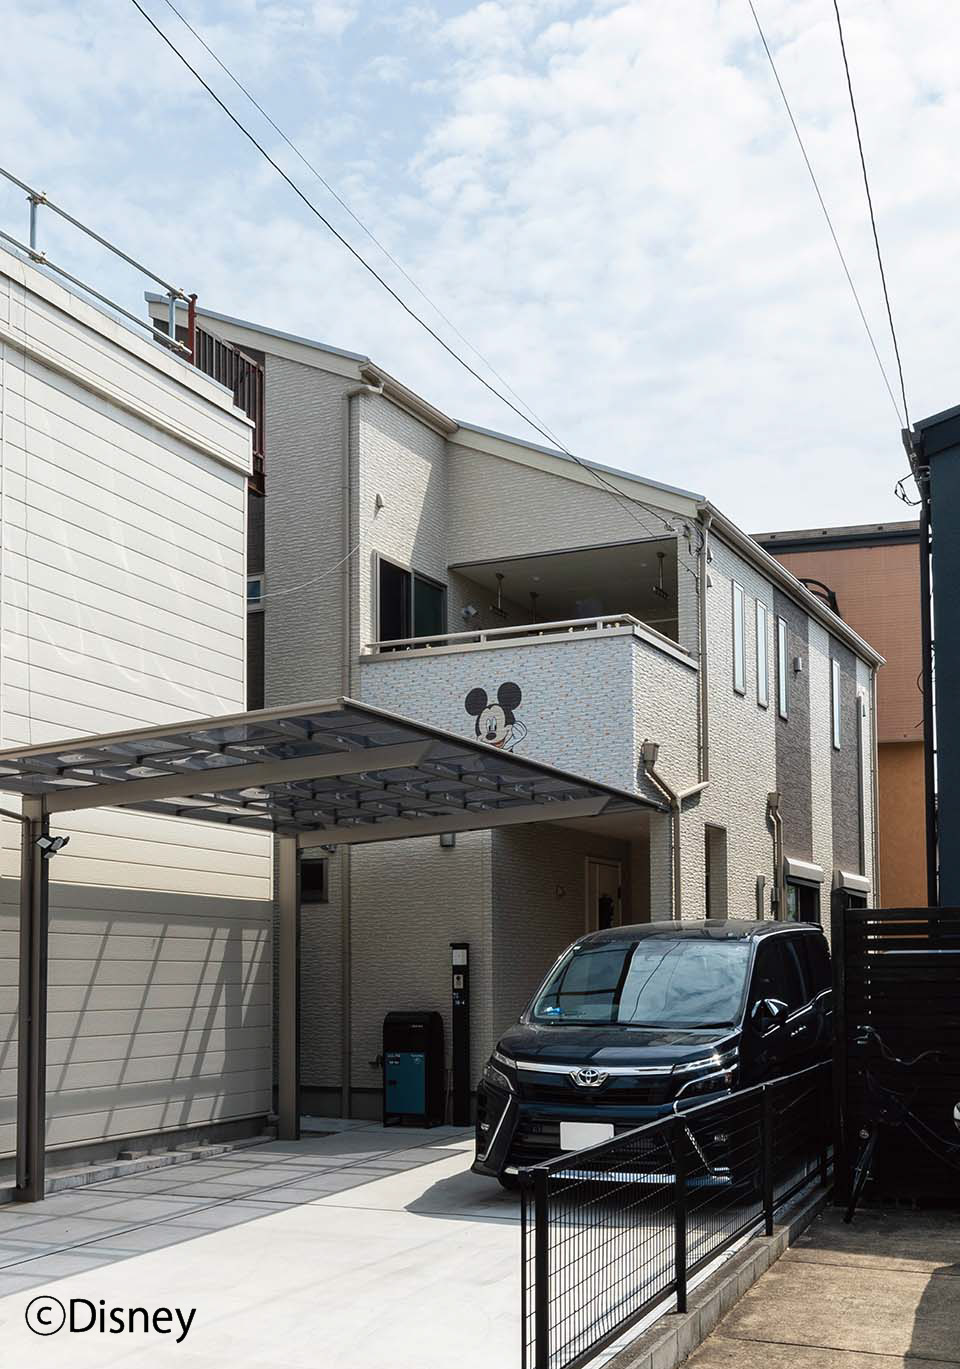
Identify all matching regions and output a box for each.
[0,1124,520,1369]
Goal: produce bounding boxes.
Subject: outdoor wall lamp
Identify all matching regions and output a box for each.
[35,834,69,859]
[641,739,660,770]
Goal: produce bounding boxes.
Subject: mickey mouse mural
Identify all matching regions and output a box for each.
[464,682,528,751]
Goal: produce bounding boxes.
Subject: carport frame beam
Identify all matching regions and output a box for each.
[276,834,301,1142]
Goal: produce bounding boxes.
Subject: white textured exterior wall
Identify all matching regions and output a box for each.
[0,250,271,1158]
[355,395,448,654]
[447,441,700,652]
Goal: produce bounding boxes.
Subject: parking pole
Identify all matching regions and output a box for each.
[674,1117,688,1314]
[534,1168,550,1369]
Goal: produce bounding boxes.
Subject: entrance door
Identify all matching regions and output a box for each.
[586,859,621,932]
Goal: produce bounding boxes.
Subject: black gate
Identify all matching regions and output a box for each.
[832,899,960,1204]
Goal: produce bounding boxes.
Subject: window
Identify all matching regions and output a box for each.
[732,582,745,694]
[831,658,841,749]
[530,938,752,1027]
[751,936,807,1013]
[377,558,446,644]
[777,617,788,718]
[756,601,769,707]
[247,575,264,611]
[786,881,821,924]
[300,857,328,904]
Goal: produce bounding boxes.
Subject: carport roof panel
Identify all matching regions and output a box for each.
[0,698,660,842]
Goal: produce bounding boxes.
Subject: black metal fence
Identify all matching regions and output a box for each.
[832,903,960,1203]
[520,1062,831,1369]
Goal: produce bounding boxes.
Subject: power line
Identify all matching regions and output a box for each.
[831,0,911,431]
[130,0,701,567]
[158,0,556,443]
[745,0,904,428]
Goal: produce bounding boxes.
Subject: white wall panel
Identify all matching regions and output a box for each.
[0,245,271,1161]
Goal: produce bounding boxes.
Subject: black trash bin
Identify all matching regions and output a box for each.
[382,1011,445,1127]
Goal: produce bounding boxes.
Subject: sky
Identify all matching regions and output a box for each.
[1,0,957,533]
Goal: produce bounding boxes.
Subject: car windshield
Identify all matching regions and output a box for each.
[530,937,752,1027]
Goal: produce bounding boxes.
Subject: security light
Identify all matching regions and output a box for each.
[439,832,456,849]
[461,604,479,622]
[641,739,660,769]
[35,834,70,859]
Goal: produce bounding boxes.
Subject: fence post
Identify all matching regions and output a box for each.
[762,1086,774,1237]
[534,1167,550,1369]
[674,1118,688,1314]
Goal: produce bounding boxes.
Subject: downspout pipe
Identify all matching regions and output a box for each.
[338,380,383,1120]
[767,791,785,919]
[869,670,881,907]
[697,509,713,784]
[641,741,708,920]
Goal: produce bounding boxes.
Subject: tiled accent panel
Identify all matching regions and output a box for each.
[774,587,813,862]
[361,630,695,803]
[830,638,863,875]
[808,621,835,900]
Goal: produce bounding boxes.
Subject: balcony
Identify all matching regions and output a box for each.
[359,612,697,801]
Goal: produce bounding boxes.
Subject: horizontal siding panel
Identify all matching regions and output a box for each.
[41,806,274,859]
[13,364,246,522]
[41,1089,269,1152]
[0,1025,270,1071]
[0,1002,272,1038]
[0,928,268,962]
[2,626,242,703]
[10,319,251,483]
[0,1050,272,1099]
[0,955,270,989]
[2,1068,273,1125]
[4,458,245,575]
[4,527,242,637]
[5,493,241,605]
[3,657,245,730]
[0,882,274,921]
[4,415,243,551]
[3,560,244,660]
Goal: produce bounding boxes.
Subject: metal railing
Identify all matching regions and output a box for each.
[520,1062,831,1369]
[366,613,687,655]
[0,165,190,355]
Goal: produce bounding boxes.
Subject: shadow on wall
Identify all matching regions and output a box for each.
[0,881,272,1162]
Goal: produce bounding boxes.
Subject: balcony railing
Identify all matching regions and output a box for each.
[364,613,688,657]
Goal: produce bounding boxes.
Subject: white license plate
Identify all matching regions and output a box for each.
[560,1121,615,1151]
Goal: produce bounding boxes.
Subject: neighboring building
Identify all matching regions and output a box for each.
[150,297,882,1121]
[755,522,924,908]
[0,243,272,1172]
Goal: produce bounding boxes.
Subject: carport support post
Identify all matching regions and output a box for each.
[277,834,301,1141]
[15,798,49,1202]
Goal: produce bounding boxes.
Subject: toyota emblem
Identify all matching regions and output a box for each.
[571,1067,609,1088]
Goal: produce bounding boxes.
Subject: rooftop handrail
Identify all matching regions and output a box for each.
[0,164,190,356]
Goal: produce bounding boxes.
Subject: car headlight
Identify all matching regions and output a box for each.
[482,1049,516,1094]
[673,1048,739,1075]
[677,1068,737,1098]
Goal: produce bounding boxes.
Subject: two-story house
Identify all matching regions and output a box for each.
[150,297,882,1122]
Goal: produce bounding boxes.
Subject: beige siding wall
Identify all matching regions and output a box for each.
[0,250,270,1159]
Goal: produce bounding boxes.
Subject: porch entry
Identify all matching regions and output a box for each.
[585,857,621,931]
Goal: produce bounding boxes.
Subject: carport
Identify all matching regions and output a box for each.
[0,697,660,1202]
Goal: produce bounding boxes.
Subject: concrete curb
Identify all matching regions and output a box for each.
[605,1185,831,1369]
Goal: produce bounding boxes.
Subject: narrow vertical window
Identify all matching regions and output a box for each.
[831,658,841,749]
[777,617,788,718]
[756,600,769,707]
[732,582,745,695]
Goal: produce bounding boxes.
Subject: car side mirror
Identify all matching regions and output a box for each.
[751,997,789,1034]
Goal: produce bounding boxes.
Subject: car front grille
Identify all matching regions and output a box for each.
[517,1073,674,1108]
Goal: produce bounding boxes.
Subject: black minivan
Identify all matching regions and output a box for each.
[473,919,831,1185]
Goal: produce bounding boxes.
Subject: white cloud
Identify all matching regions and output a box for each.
[0,0,956,532]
